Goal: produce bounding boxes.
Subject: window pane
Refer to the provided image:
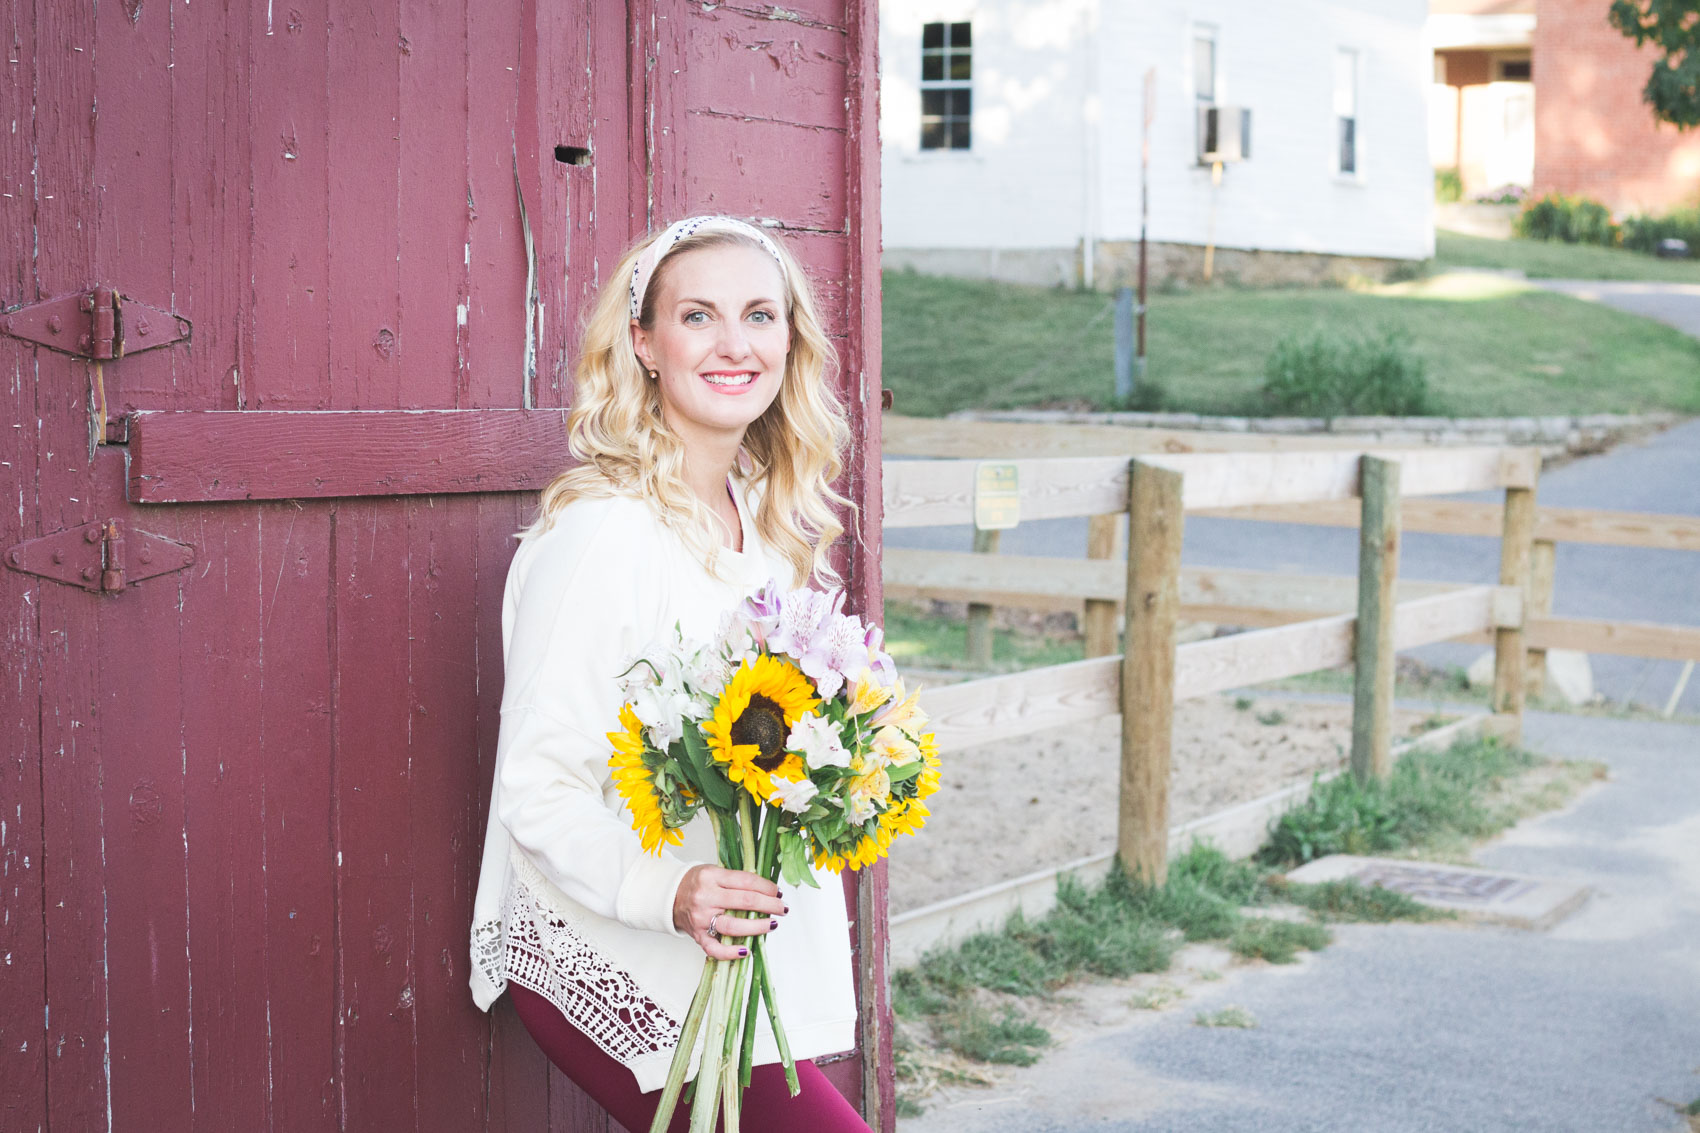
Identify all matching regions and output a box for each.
[949,50,972,81]
[922,52,943,82]
[1339,117,1356,173]
[1193,35,1214,100]
[921,120,945,150]
[1334,50,1357,117]
[922,22,944,49]
[949,118,971,149]
[950,22,971,47]
[922,89,947,116]
[948,88,971,117]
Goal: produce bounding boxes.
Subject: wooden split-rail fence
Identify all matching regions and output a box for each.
[882,416,1700,884]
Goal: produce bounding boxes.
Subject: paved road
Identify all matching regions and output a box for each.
[901,711,1700,1133]
[1530,279,1700,337]
[885,417,1700,713]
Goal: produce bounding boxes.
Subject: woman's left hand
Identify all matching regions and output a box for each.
[673,864,787,960]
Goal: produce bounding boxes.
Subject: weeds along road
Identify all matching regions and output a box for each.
[899,711,1700,1133]
[882,417,1700,714]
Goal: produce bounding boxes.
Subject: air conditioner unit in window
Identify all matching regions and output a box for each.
[1197,105,1252,163]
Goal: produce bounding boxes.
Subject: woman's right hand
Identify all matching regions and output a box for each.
[673,864,788,960]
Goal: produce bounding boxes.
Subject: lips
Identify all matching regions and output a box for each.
[701,370,759,388]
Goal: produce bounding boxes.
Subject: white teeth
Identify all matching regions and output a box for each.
[703,373,756,386]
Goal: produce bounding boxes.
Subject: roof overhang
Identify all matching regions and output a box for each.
[1427,13,1535,51]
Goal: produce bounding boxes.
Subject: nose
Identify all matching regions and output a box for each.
[715,319,751,360]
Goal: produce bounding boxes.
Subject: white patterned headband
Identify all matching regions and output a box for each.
[628,216,788,320]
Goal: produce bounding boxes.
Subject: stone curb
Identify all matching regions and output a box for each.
[946,409,1681,460]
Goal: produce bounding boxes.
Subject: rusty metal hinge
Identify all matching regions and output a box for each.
[4,519,195,594]
[0,287,191,360]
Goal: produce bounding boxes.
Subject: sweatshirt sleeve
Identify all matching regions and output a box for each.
[493,501,701,937]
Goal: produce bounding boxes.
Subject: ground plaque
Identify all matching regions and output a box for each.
[1285,855,1591,931]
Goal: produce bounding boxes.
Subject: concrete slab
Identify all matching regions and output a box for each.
[1284,854,1592,931]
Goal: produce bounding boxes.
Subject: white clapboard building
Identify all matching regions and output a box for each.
[881,0,1434,287]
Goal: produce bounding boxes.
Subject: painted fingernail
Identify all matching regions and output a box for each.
[769,918,779,930]
[783,906,790,915]
[738,948,749,957]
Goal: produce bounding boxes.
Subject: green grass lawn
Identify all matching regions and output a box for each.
[1435,228,1700,282]
[882,264,1700,419]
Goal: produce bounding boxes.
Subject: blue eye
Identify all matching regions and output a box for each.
[749,310,777,324]
[684,310,709,325]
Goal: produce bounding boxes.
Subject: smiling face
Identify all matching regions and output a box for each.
[631,241,791,458]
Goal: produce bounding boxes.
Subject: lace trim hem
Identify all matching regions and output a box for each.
[481,869,683,1065]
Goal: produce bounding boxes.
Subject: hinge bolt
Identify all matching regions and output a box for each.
[136,318,151,337]
[81,567,97,582]
[84,528,101,544]
[6,550,18,565]
[46,316,62,335]
[51,550,64,564]
[139,547,153,564]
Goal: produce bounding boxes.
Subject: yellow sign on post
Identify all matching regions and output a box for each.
[974,462,1021,530]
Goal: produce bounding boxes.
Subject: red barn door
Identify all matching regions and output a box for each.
[0,2,886,1131]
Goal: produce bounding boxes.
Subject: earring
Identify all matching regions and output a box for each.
[647,369,659,381]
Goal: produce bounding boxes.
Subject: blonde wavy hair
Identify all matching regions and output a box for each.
[524,224,852,585]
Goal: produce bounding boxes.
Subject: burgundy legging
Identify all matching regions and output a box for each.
[509,982,871,1132]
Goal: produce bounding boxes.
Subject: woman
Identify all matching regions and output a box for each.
[468,216,871,1131]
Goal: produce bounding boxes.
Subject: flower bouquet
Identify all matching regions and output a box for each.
[606,582,939,1133]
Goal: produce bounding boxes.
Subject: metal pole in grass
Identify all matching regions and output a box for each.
[1351,456,1401,784]
[1119,459,1185,886]
[1114,287,1134,405]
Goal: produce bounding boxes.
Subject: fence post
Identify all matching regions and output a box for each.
[1083,513,1122,658]
[964,528,1001,669]
[1493,484,1539,743]
[1351,456,1401,784]
[1524,538,1556,698]
[1119,459,1185,886]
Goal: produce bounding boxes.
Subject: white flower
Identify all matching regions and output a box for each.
[768,776,819,814]
[787,712,851,769]
[846,791,880,824]
[632,682,694,748]
[684,643,730,700]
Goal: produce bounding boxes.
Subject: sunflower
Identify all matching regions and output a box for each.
[608,704,685,854]
[702,654,819,802]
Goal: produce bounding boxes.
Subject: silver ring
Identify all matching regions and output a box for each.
[708,914,719,936]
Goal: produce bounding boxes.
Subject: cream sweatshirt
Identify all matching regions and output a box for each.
[468,479,857,1092]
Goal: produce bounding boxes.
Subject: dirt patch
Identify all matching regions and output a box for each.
[890,695,1439,915]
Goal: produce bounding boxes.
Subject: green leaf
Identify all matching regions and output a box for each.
[681,727,734,810]
[778,830,822,889]
[887,760,923,784]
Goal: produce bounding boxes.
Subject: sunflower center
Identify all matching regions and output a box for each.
[732,694,789,770]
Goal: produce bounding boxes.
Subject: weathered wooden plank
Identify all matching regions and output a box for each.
[1352,457,1400,783]
[98,500,194,1128]
[1121,462,1185,885]
[332,501,421,1130]
[127,409,571,502]
[409,495,491,1133]
[0,6,44,1127]
[178,508,271,1133]
[881,457,1129,528]
[1394,587,1501,647]
[964,529,1000,669]
[248,0,333,410]
[1527,616,1700,662]
[1200,498,1700,554]
[683,7,849,132]
[1493,487,1538,738]
[1526,539,1557,694]
[916,657,1122,753]
[257,505,339,1133]
[880,414,1375,458]
[465,0,528,411]
[1140,447,1535,510]
[34,1,110,1121]
[678,114,848,233]
[1083,514,1122,657]
[1175,615,1356,701]
[327,0,403,411]
[881,549,1469,616]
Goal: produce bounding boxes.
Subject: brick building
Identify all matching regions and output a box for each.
[1432,0,1700,215]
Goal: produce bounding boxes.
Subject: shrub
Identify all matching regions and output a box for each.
[1261,326,1435,417]
[1515,192,1619,246]
[1619,206,1700,256]
[1434,167,1464,204]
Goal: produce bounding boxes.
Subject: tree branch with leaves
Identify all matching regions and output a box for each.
[1608,0,1700,129]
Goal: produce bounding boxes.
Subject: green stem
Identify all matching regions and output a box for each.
[755,938,800,1097]
[687,957,735,1133]
[647,960,716,1133]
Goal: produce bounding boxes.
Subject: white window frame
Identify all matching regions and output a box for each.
[1193,24,1218,165]
[919,20,973,153]
[1334,47,1361,180]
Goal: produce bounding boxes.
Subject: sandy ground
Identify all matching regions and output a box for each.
[889,695,1436,915]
